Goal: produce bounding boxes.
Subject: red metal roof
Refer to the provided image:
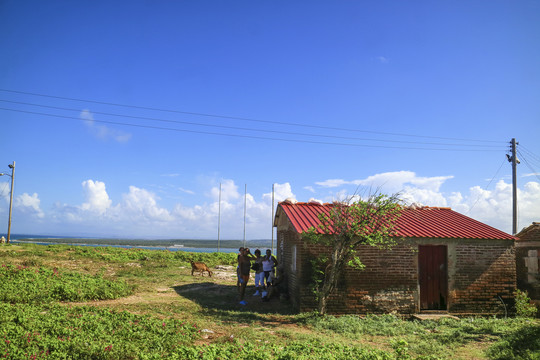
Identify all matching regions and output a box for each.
[276,201,515,240]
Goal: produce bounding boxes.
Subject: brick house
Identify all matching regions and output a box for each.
[274,200,517,315]
[515,222,540,301]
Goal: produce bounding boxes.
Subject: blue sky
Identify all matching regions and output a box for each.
[1,1,539,239]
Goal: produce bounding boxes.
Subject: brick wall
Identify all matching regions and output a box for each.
[515,224,540,300]
[287,234,418,314]
[448,241,516,315]
[518,224,540,242]
[277,229,301,309]
[515,223,540,300]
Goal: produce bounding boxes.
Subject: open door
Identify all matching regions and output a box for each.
[419,245,448,310]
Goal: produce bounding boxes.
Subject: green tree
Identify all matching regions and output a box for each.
[303,192,403,315]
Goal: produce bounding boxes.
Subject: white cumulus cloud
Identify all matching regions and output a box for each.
[81,180,112,215]
[312,171,539,235]
[15,193,44,218]
[263,183,296,203]
[120,186,173,222]
[5,173,539,239]
[210,179,240,202]
[80,109,132,143]
[315,171,453,194]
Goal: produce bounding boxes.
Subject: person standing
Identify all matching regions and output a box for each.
[236,247,244,293]
[252,249,265,296]
[262,249,278,287]
[237,247,255,305]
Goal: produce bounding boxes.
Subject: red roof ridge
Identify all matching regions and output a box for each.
[279,201,453,211]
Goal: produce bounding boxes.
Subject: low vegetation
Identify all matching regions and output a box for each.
[1,243,538,359]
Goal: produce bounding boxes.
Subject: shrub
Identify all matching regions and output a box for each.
[0,303,199,359]
[515,290,538,318]
[487,322,540,359]
[0,264,133,303]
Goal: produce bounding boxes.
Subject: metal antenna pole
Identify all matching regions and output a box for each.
[217,182,221,252]
[271,183,275,253]
[243,184,247,248]
[7,161,15,244]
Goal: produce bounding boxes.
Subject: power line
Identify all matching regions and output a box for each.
[0,107,505,151]
[517,149,540,183]
[0,182,9,199]
[519,145,540,165]
[0,99,506,149]
[0,88,504,144]
[466,157,507,214]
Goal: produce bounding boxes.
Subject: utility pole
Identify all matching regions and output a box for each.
[217,182,221,252]
[508,139,518,235]
[243,184,247,248]
[271,183,275,253]
[0,161,15,244]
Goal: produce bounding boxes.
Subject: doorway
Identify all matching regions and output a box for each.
[418,245,448,310]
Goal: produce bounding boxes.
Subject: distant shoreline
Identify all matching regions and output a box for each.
[9,234,273,249]
[10,240,240,253]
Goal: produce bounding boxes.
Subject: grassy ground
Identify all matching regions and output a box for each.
[0,243,538,359]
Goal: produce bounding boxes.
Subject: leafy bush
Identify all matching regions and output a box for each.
[68,246,237,267]
[171,341,394,360]
[0,303,199,359]
[301,313,540,359]
[0,264,133,303]
[487,322,540,360]
[515,290,538,318]
[0,304,400,360]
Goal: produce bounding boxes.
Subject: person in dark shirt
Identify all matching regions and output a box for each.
[237,247,255,305]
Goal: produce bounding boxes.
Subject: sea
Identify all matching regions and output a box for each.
[6,234,240,254]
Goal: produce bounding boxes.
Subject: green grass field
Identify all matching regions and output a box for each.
[0,243,538,359]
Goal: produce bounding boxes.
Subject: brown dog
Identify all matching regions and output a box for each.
[190,261,213,277]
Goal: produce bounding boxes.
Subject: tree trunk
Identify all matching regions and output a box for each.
[317,244,345,315]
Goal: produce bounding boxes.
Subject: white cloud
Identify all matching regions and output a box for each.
[263,183,295,203]
[14,193,44,218]
[81,180,111,215]
[5,173,539,239]
[49,182,173,232]
[178,187,195,195]
[210,179,240,202]
[120,186,173,222]
[312,171,539,235]
[377,56,389,63]
[315,178,348,188]
[80,109,132,143]
[458,180,540,233]
[315,171,453,194]
[355,171,453,193]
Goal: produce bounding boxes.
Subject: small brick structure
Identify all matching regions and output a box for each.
[515,222,540,301]
[274,201,516,316]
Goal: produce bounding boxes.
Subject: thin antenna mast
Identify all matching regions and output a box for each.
[218,182,221,252]
[243,184,247,248]
[271,183,275,253]
[5,162,14,244]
